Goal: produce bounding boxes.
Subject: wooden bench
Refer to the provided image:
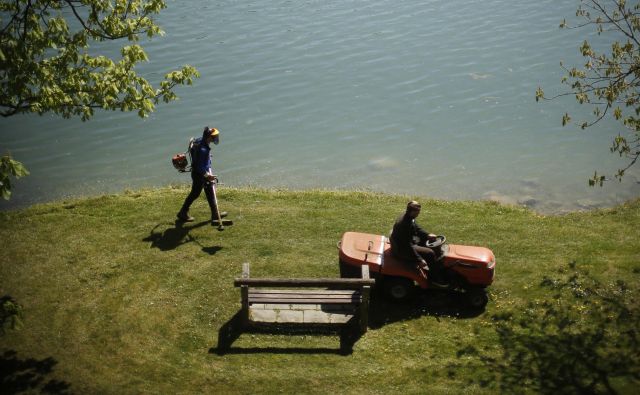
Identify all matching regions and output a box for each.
[230,262,374,350]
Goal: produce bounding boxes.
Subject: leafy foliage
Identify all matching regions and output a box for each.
[536,0,640,186]
[1,296,23,335]
[0,0,199,120]
[0,0,200,199]
[0,154,29,200]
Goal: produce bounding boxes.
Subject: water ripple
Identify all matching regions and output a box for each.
[2,0,639,213]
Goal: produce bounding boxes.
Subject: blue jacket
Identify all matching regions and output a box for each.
[190,138,211,176]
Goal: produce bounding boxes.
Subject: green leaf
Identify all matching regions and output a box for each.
[0,1,198,121]
[538,0,640,183]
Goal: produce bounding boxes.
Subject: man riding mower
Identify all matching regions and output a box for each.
[338,201,495,309]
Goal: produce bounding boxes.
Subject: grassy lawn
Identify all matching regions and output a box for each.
[1,187,639,394]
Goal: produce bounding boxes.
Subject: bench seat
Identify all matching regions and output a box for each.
[248,289,362,305]
[234,263,373,330]
[220,262,374,353]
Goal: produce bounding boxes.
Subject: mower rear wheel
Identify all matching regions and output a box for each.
[466,288,489,309]
[383,277,415,302]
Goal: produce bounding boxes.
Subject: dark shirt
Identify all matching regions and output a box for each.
[390,212,430,262]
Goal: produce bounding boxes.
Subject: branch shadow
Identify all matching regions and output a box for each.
[449,264,640,394]
[0,350,71,394]
[368,289,484,329]
[201,246,223,256]
[210,311,361,356]
[143,221,222,255]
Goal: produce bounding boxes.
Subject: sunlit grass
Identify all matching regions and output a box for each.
[1,187,638,394]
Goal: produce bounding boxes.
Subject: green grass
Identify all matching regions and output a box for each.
[1,187,639,394]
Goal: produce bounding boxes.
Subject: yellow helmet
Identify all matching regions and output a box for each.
[203,126,220,138]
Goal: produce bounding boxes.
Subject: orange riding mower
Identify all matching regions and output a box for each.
[338,232,495,309]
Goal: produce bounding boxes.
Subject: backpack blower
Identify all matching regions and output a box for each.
[172,138,196,173]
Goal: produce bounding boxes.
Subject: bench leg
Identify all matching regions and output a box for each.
[359,286,371,334]
[240,284,250,327]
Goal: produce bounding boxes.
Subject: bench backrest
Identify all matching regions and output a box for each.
[233,263,374,289]
[234,263,373,333]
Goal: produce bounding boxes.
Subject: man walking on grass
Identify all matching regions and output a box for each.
[177,126,227,224]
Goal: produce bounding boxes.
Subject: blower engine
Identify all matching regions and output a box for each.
[171,138,195,173]
[172,153,189,172]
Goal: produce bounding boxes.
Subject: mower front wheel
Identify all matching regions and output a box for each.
[383,277,415,303]
[466,288,489,309]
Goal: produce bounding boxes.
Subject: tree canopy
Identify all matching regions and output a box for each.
[1,0,199,120]
[536,0,640,186]
[0,0,199,198]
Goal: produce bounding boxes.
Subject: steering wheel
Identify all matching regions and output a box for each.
[425,235,446,249]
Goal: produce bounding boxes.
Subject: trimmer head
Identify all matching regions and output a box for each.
[212,219,233,231]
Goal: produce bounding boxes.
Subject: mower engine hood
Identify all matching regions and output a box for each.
[446,244,495,267]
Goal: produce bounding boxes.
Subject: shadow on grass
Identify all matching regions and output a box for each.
[0,350,71,394]
[210,312,362,356]
[211,288,482,357]
[201,246,223,255]
[143,221,223,254]
[449,264,640,394]
[368,289,484,329]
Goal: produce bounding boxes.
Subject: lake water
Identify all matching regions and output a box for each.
[2,0,640,213]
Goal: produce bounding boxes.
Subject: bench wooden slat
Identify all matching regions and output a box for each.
[250,298,359,305]
[249,293,360,303]
[234,278,375,289]
[249,290,360,302]
[248,299,361,304]
[249,289,359,295]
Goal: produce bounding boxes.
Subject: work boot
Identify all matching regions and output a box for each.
[176,211,195,222]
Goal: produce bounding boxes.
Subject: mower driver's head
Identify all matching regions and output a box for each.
[407,201,421,217]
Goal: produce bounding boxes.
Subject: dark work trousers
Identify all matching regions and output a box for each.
[414,245,436,265]
[179,172,217,218]
[414,245,446,283]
